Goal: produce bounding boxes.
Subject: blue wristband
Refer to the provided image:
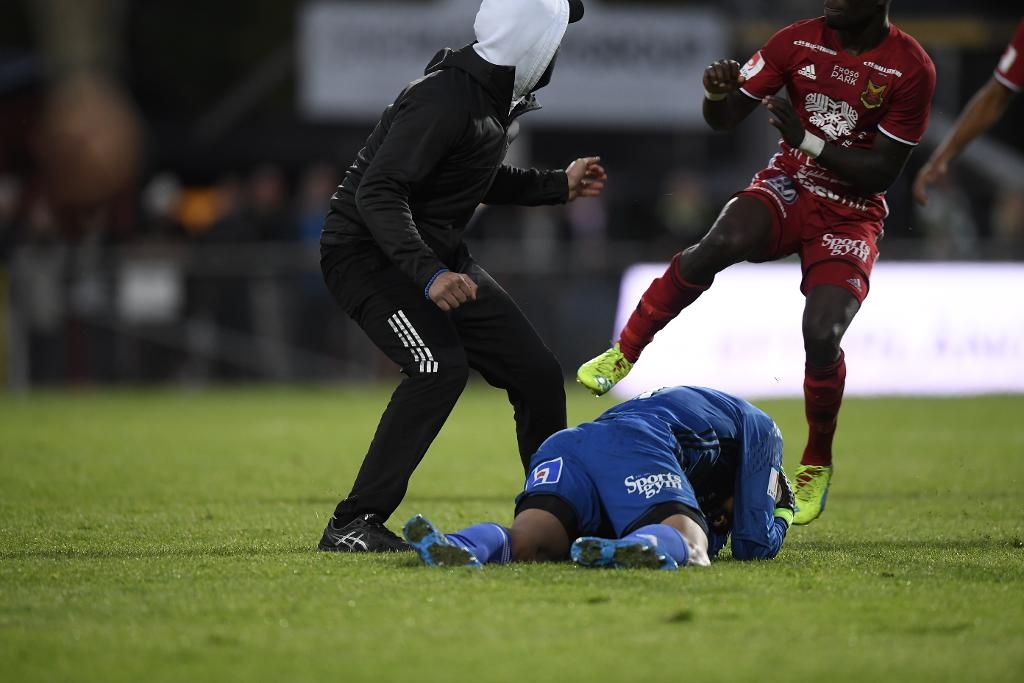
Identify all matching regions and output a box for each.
[424,268,450,300]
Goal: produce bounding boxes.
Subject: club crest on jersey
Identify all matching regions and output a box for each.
[529,457,563,486]
[860,79,887,109]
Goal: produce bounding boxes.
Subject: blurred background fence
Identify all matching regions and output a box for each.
[1,0,1021,390]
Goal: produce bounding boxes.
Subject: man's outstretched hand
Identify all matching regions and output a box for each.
[566,156,607,201]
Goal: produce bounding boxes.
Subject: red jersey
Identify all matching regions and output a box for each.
[995,19,1024,92]
[738,18,936,217]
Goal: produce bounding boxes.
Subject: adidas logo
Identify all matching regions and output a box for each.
[846,277,862,292]
[798,64,817,80]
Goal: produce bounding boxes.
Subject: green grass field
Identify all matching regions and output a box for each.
[1,384,1023,683]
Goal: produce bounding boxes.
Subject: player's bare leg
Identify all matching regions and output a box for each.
[578,196,773,395]
[509,508,571,562]
[794,284,860,524]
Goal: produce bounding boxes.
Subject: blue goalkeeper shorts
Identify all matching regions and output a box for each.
[515,414,701,537]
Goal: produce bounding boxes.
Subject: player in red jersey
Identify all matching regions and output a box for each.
[913,18,1022,205]
[578,0,936,525]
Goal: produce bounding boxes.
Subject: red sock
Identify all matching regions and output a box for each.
[618,254,709,362]
[801,351,846,467]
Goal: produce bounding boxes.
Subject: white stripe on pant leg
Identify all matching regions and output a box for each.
[387,316,411,348]
[388,313,428,373]
[390,310,435,374]
[397,310,438,369]
[389,314,422,370]
[397,310,429,350]
[392,310,436,374]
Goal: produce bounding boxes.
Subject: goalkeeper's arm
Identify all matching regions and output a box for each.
[730,465,793,561]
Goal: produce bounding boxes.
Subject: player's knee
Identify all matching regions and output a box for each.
[689,225,758,273]
[802,316,843,358]
[407,349,469,391]
[503,347,564,400]
[523,350,564,390]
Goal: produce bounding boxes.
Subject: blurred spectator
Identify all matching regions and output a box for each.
[139,172,185,244]
[183,174,251,382]
[199,175,248,243]
[66,208,116,382]
[0,175,22,260]
[246,164,292,379]
[10,198,67,383]
[247,163,293,242]
[295,162,337,246]
[291,162,361,375]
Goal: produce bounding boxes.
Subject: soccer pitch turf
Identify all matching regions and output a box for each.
[1,384,1022,683]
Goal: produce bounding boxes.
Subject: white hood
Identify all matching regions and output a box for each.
[472,0,570,102]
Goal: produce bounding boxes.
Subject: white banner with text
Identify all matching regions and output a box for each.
[299,0,725,126]
[612,262,1024,398]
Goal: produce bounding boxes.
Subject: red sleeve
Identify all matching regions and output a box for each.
[994,19,1024,92]
[738,25,792,100]
[877,54,936,146]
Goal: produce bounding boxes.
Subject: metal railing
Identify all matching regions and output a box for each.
[3,236,1021,389]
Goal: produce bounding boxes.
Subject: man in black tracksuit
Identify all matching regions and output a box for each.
[317,0,605,552]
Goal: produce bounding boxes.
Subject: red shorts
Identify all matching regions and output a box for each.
[737,169,884,303]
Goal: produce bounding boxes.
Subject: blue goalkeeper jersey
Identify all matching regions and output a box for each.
[521,386,788,560]
[600,386,788,559]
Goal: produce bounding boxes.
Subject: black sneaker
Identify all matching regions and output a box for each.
[317,513,411,552]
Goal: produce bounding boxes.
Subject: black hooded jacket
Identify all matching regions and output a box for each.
[321,45,569,294]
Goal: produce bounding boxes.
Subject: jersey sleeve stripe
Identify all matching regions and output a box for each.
[877,123,919,146]
[993,70,1022,93]
[738,86,762,101]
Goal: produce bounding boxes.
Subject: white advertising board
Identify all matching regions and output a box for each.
[299,0,725,126]
[612,262,1024,398]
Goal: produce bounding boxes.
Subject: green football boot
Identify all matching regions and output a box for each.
[576,343,634,396]
[792,464,834,525]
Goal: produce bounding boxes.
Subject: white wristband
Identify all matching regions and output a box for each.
[799,131,826,159]
[703,87,727,102]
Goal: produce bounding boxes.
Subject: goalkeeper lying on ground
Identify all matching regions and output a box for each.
[404,385,795,570]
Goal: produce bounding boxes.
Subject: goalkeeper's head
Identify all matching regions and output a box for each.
[705,497,734,535]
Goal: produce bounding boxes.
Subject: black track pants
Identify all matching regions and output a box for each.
[323,254,566,522]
